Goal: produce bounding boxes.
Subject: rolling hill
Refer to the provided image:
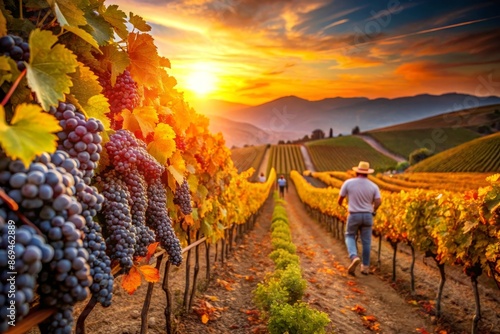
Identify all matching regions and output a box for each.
[408,132,500,173]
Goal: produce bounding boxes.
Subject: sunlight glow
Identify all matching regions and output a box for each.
[185,66,218,96]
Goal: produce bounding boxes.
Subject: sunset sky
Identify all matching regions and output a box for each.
[110,0,500,105]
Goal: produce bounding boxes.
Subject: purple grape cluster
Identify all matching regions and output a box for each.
[105,129,164,181]
[0,35,30,71]
[124,170,155,257]
[49,102,104,185]
[97,170,136,270]
[147,179,182,265]
[173,179,192,215]
[99,70,140,129]
[0,151,93,333]
[0,220,54,332]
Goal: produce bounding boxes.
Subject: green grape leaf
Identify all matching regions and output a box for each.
[0,9,6,36]
[69,61,102,110]
[129,12,151,32]
[26,29,78,111]
[63,25,100,51]
[102,5,128,40]
[100,45,130,85]
[84,9,114,46]
[0,104,61,166]
[47,0,87,27]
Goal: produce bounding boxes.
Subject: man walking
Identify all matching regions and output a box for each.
[338,161,381,276]
[277,175,287,199]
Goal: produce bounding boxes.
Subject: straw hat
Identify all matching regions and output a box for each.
[352,161,374,174]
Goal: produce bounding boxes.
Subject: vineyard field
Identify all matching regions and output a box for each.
[366,128,480,159]
[306,136,396,172]
[267,145,306,176]
[231,145,268,177]
[409,132,500,172]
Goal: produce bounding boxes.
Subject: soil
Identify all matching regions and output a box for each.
[41,183,500,334]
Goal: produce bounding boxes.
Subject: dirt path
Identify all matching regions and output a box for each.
[357,134,406,162]
[300,145,316,172]
[283,184,435,334]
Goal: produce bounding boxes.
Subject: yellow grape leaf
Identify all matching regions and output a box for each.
[169,150,186,176]
[201,313,209,324]
[122,106,158,138]
[69,61,102,110]
[63,25,100,51]
[47,0,86,27]
[26,29,78,111]
[0,11,6,36]
[102,5,128,40]
[100,45,130,86]
[0,104,61,166]
[168,165,184,186]
[138,264,160,283]
[147,123,176,165]
[121,266,141,295]
[83,94,111,132]
[127,33,159,88]
[0,57,19,86]
[129,12,152,32]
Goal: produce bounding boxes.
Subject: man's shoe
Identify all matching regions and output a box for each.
[348,257,360,276]
[361,264,369,275]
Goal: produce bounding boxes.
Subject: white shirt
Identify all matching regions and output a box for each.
[339,177,381,213]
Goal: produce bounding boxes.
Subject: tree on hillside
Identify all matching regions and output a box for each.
[329,128,333,138]
[352,126,360,135]
[409,148,433,165]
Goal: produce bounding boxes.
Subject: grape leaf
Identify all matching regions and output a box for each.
[201,314,209,324]
[145,242,159,263]
[0,104,61,166]
[102,5,128,40]
[26,29,78,111]
[83,94,111,131]
[121,106,158,138]
[159,57,171,69]
[69,61,102,110]
[62,25,100,51]
[127,33,159,88]
[138,264,160,283]
[0,56,19,86]
[84,9,114,46]
[129,12,151,32]
[147,123,176,165]
[0,9,6,36]
[47,0,87,27]
[100,45,130,85]
[168,165,184,186]
[121,266,141,295]
[169,151,186,177]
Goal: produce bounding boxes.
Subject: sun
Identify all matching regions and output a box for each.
[185,69,217,96]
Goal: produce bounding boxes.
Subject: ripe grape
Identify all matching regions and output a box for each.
[48,102,104,184]
[146,179,182,266]
[0,35,30,71]
[173,179,192,215]
[99,70,140,129]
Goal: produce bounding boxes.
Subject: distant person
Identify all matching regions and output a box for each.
[277,175,287,199]
[337,161,381,276]
[258,172,266,183]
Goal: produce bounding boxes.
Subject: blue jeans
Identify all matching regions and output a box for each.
[345,213,373,266]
